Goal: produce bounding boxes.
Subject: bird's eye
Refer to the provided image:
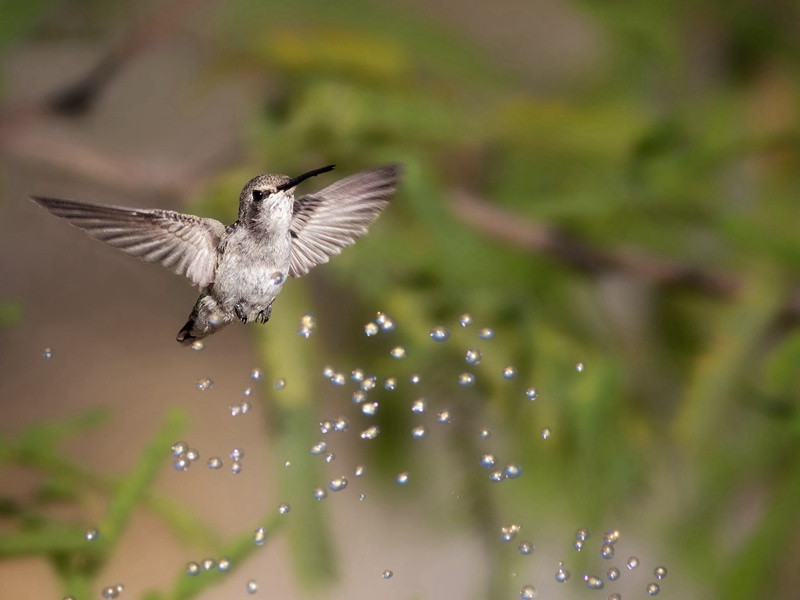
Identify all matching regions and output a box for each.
[252,190,265,202]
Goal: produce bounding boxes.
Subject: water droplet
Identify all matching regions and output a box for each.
[324,451,336,463]
[274,377,287,390]
[246,579,258,594]
[217,557,232,572]
[430,326,450,342]
[480,454,497,469]
[411,398,427,413]
[269,271,285,285]
[231,461,242,474]
[229,405,241,416]
[437,410,452,424]
[351,390,367,404]
[576,528,590,541]
[584,574,604,590]
[230,448,244,461]
[195,378,214,391]
[465,349,482,365]
[541,427,552,439]
[322,365,335,378]
[364,322,379,336]
[626,556,639,570]
[382,570,393,579]
[254,526,266,545]
[173,457,189,471]
[186,561,200,576]
[171,441,188,456]
[478,327,494,339]
[502,365,518,380]
[480,429,491,439]
[313,486,327,500]
[85,528,98,541]
[488,470,504,482]
[384,377,398,390]
[310,441,328,455]
[354,465,366,477]
[360,426,380,440]
[409,373,421,384]
[603,529,621,544]
[518,541,534,555]
[101,585,120,598]
[396,472,409,485]
[555,564,571,583]
[504,463,522,479]
[654,565,668,580]
[600,544,614,559]
[207,457,223,470]
[607,567,620,581]
[390,346,406,359]
[609,594,622,600]
[241,401,251,413]
[242,387,253,396]
[319,420,333,434]
[646,582,660,596]
[278,503,291,514]
[191,340,204,351]
[185,448,199,462]
[501,524,520,541]
[525,387,538,400]
[458,372,475,386]
[575,361,585,373]
[297,312,316,337]
[250,368,263,381]
[329,477,348,491]
[411,425,428,439]
[361,401,379,416]
[202,558,216,570]
[361,376,377,391]
[520,584,536,599]
[376,312,396,331]
[358,492,367,501]
[574,539,585,551]
[42,348,54,359]
[334,416,349,432]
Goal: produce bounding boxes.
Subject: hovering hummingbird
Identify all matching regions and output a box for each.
[33,164,401,345]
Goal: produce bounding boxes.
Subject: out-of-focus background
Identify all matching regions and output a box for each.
[1,0,799,599]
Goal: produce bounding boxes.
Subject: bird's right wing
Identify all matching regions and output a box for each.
[32,196,226,287]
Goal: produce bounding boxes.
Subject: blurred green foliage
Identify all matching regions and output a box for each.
[2,0,800,598]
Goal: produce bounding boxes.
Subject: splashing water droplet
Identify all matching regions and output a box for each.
[382,570,393,579]
[310,441,328,455]
[504,463,523,479]
[207,457,223,470]
[409,373,421,384]
[604,529,621,544]
[85,528,99,541]
[502,366,518,380]
[430,326,450,342]
[384,377,398,390]
[297,312,316,337]
[376,311,396,331]
[278,503,291,514]
[230,461,242,475]
[354,465,366,477]
[390,346,406,359]
[361,376,377,391]
[478,327,494,339]
[334,416,349,432]
[360,426,380,440]
[501,524,520,542]
[329,477,348,491]
[324,451,336,463]
[574,539,585,551]
[202,558,216,570]
[313,486,327,500]
[274,377,287,390]
[609,594,622,600]
[351,390,367,404]
[575,361,585,372]
[600,544,614,559]
[480,454,497,469]
[351,368,365,382]
[520,584,536,599]
[246,579,258,594]
[195,378,214,391]
[269,271,285,285]
[458,372,475,386]
[459,313,473,327]
[626,556,639,570]
[173,457,189,471]
[191,340,204,351]
[411,425,428,439]
[525,387,538,400]
[437,410,452,424]
[364,322,379,336]
[250,368,263,381]
[646,583,660,596]
[396,472,409,485]
[186,562,200,576]
[411,398,426,414]
[607,567,620,581]
[253,527,266,546]
[465,349,482,365]
[171,441,188,456]
[583,574,604,590]
[230,448,243,461]
[555,563,571,583]
[361,401,379,416]
[358,492,367,501]
[654,566,668,580]
[541,427,552,439]
[218,557,232,572]
[480,429,491,439]
[488,470,504,482]
[42,348,54,359]
[518,541,534,555]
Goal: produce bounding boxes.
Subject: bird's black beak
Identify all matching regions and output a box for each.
[276,164,335,192]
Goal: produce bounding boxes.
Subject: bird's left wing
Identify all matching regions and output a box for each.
[289,164,401,277]
[32,196,226,287]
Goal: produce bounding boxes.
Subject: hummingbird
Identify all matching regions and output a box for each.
[33,164,401,345]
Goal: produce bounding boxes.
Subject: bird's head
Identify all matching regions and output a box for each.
[238,165,335,225]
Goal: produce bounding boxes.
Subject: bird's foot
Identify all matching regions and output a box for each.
[256,305,272,324]
[235,302,247,323]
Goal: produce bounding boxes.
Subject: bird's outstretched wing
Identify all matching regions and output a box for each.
[31,196,226,287]
[289,164,401,277]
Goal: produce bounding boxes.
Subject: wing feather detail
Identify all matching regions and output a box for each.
[31,196,226,287]
[289,164,400,277]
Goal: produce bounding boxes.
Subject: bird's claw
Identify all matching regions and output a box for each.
[235,302,247,323]
[256,305,272,324]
